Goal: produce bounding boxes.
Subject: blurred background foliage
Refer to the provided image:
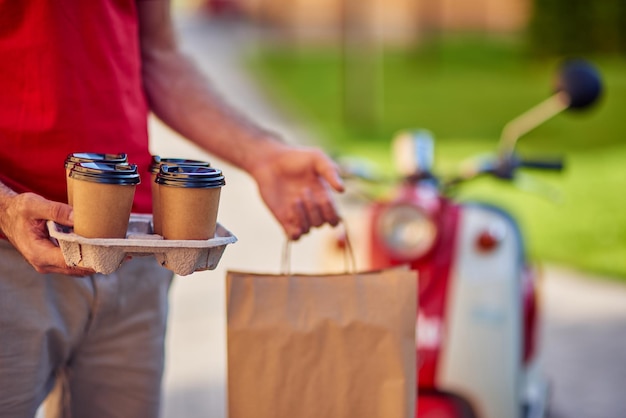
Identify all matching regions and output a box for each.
[530,0,626,56]
[198,0,626,278]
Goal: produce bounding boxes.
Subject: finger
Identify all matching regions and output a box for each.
[314,152,345,193]
[302,189,324,228]
[319,196,341,227]
[309,183,341,227]
[45,201,74,227]
[285,222,303,241]
[43,262,94,277]
[45,248,94,276]
[22,194,74,227]
[43,265,94,277]
[28,241,93,276]
[286,199,309,240]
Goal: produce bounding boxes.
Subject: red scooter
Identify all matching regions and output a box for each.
[333,60,602,418]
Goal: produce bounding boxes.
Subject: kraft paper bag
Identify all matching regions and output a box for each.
[226,267,417,418]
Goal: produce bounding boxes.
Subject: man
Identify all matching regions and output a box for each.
[0,1,343,417]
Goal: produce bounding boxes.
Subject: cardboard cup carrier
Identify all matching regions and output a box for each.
[65,153,127,206]
[70,162,140,238]
[156,165,225,240]
[149,156,210,236]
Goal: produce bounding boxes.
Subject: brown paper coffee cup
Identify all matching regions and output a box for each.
[156,165,224,240]
[73,182,136,238]
[65,153,127,206]
[149,156,210,236]
[160,186,221,240]
[70,162,140,239]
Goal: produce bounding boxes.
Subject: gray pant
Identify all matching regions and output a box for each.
[0,240,174,418]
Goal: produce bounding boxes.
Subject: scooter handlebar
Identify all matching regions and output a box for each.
[461,155,565,182]
[519,159,565,171]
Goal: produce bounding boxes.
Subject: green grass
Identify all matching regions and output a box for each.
[247,36,626,279]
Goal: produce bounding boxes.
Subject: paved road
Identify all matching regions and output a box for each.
[157,14,626,418]
[542,267,626,418]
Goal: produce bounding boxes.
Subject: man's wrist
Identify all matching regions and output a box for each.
[0,183,17,238]
[243,133,291,177]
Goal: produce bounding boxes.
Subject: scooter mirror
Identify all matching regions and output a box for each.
[499,59,604,158]
[555,59,603,110]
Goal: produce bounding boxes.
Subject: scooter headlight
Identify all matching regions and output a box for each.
[377,205,437,259]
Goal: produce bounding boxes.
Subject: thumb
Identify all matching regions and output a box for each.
[315,154,345,193]
[43,200,74,227]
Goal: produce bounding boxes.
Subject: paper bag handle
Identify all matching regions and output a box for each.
[281,222,357,275]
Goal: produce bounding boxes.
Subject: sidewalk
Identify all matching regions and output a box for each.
[541,265,626,418]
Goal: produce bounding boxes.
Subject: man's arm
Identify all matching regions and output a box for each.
[0,182,92,275]
[137,1,344,239]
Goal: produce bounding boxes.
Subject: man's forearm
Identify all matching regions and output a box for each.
[143,50,284,170]
[137,0,289,177]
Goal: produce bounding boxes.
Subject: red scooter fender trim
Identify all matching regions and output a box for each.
[523,265,541,365]
[368,192,462,388]
[416,389,478,418]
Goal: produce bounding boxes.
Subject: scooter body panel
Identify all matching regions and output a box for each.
[364,184,545,417]
[436,203,524,418]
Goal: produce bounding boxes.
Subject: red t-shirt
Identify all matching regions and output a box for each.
[0,0,152,213]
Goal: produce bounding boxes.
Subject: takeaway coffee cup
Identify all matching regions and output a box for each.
[149,156,210,235]
[65,153,128,206]
[70,162,140,238]
[156,165,225,240]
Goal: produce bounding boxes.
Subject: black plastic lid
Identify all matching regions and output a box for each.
[155,165,225,188]
[69,162,141,185]
[149,155,210,174]
[65,153,128,169]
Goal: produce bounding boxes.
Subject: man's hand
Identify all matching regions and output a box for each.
[0,192,93,276]
[251,145,345,240]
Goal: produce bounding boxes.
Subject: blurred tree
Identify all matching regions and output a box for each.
[529,0,626,55]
